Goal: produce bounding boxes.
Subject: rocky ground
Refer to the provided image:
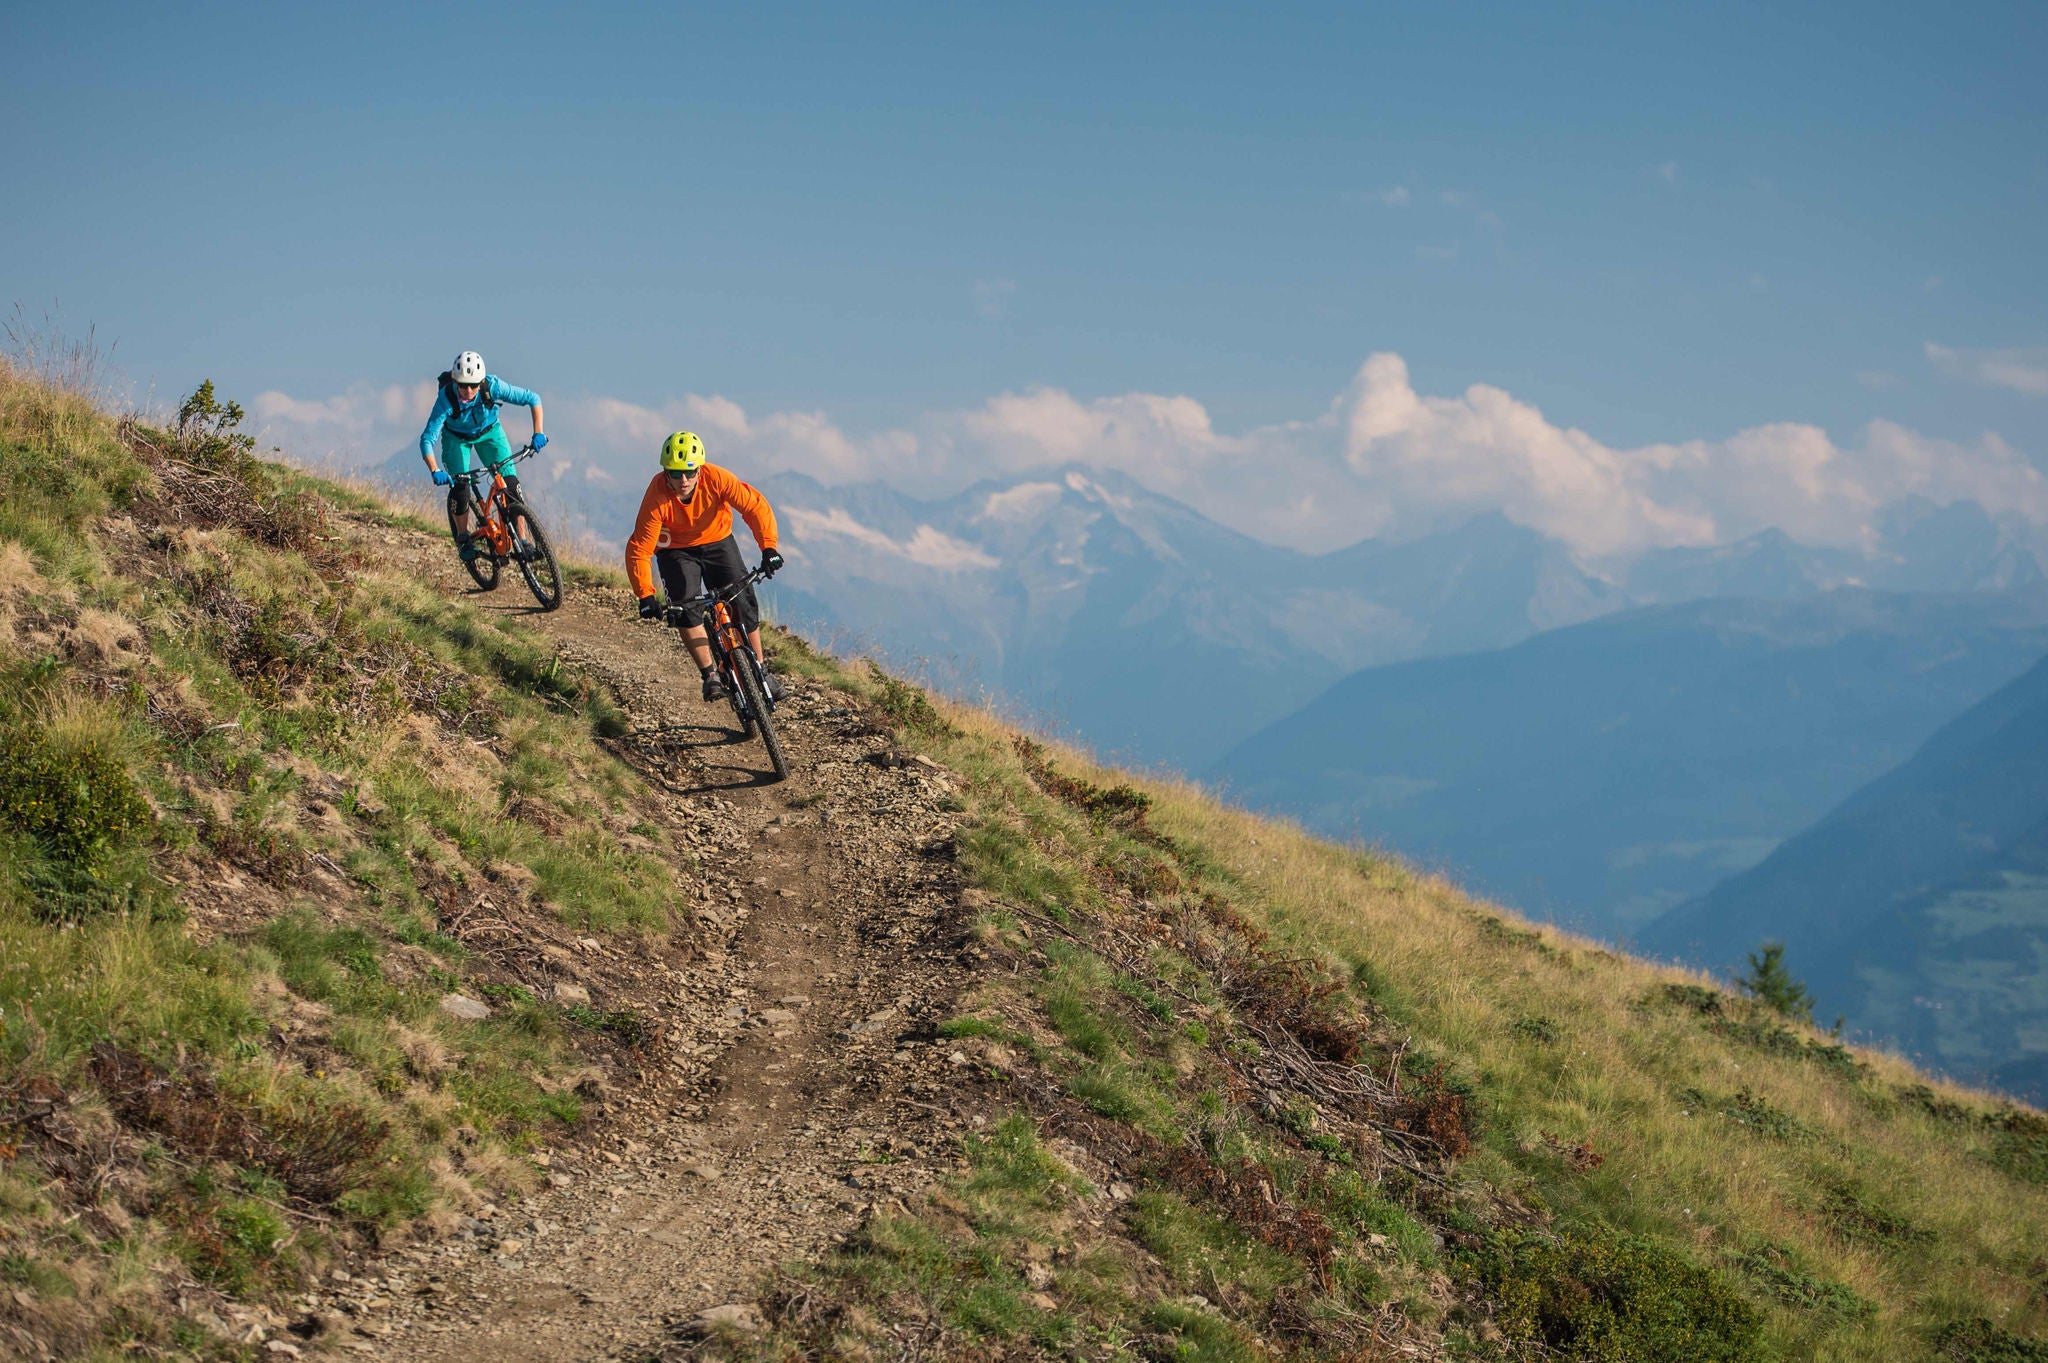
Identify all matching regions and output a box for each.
[293,530,995,1362]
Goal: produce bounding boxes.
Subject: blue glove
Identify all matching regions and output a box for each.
[532,432,549,451]
[431,468,452,487]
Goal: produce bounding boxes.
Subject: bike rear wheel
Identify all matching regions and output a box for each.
[733,652,789,782]
[448,495,500,591]
[508,498,563,611]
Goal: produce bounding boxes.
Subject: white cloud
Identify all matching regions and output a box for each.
[1926,342,2048,396]
[1376,186,1411,207]
[1655,161,1679,184]
[784,507,998,571]
[254,354,2048,560]
[251,381,434,462]
[977,481,1065,523]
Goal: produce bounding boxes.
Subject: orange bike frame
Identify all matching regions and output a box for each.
[473,471,516,556]
[710,600,747,661]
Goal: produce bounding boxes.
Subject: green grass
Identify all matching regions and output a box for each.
[0,363,693,1353]
[709,678,2048,1361]
[1130,1191,1304,1305]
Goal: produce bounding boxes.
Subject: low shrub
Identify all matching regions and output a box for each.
[869,663,953,735]
[1678,1087,1811,1141]
[90,1043,387,1205]
[0,713,153,915]
[1458,1226,1764,1362]
[1729,1242,1874,1318]
[1931,1316,2048,1362]
[1819,1182,1932,1246]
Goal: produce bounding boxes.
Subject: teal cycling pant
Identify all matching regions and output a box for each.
[441,423,514,479]
[443,425,517,520]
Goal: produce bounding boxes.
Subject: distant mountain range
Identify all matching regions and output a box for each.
[1208,589,2048,941]
[756,468,1637,768]
[744,471,2042,772]
[1645,653,2048,1101]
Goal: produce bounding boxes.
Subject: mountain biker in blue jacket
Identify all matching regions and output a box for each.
[419,351,546,561]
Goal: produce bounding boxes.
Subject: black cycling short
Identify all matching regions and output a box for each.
[449,472,518,520]
[656,535,759,632]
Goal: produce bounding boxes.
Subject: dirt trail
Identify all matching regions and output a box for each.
[324,534,987,1361]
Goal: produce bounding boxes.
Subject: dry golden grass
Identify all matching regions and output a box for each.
[941,713,2048,1357]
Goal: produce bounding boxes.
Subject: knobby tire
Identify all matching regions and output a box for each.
[448,495,499,591]
[734,653,789,782]
[509,499,564,611]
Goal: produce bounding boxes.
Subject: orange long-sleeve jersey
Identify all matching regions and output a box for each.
[624,465,780,600]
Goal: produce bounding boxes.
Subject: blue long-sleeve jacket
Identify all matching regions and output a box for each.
[419,374,541,459]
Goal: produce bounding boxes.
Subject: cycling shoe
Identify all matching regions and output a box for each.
[702,673,729,702]
[457,537,482,563]
[764,671,787,703]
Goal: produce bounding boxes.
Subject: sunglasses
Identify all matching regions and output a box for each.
[666,468,699,481]
[455,382,481,397]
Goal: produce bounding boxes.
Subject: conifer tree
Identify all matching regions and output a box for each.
[1739,941,1814,1022]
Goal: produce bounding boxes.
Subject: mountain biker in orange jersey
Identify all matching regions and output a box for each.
[626,431,787,703]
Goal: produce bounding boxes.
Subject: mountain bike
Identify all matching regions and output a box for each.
[446,441,563,611]
[666,567,788,782]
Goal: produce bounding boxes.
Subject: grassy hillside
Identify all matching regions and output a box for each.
[0,365,696,1358]
[0,364,2043,1362]
[706,689,2048,1362]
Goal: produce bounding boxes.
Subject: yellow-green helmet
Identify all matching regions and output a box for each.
[660,431,706,473]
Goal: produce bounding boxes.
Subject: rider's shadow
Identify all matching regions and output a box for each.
[462,587,551,615]
[625,723,783,794]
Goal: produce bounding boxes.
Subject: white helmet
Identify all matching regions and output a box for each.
[451,351,486,385]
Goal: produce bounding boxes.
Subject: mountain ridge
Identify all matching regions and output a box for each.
[1646,651,2048,1098]
[1209,585,2048,940]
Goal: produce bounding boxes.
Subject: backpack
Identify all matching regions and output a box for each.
[436,370,499,421]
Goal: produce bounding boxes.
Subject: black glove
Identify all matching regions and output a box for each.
[760,548,785,578]
[637,596,661,620]
[664,605,693,630]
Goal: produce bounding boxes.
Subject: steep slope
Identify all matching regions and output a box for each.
[0,371,972,1359]
[1211,590,2048,939]
[6,368,2046,1363]
[1647,653,2048,1099]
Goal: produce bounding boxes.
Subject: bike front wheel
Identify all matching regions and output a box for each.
[507,498,563,611]
[724,657,755,736]
[448,496,500,591]
[733,652,789,782]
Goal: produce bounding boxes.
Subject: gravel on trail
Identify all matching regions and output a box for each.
[309,530,996,1362]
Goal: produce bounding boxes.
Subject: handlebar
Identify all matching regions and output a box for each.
[452,441,542,487]
[666,566,771,614]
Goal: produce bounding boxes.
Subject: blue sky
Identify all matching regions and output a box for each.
[6,2,2046,550]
